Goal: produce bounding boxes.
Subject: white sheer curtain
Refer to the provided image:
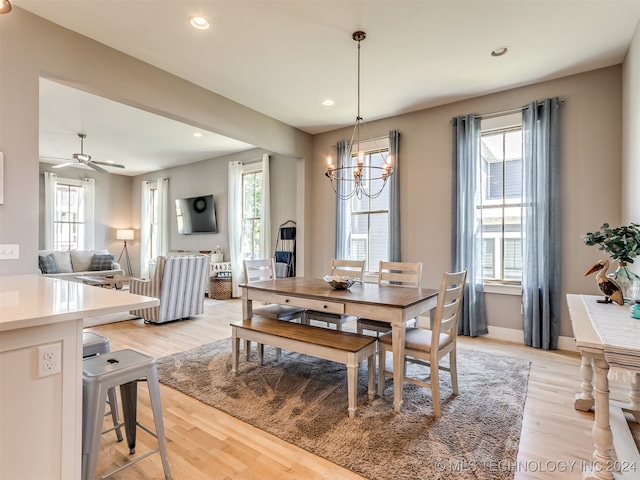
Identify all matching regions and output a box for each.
[140,178,169,279]
[156,177,169,257]
[44,172,57,250]
[81,177,95,250]
[228,161,244,297]
[260,153,272,261]
[140,181,152,278]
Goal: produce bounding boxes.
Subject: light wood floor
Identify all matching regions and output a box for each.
[86,298,635,480]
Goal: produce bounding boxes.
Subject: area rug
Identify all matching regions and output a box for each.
[157,338,530,480]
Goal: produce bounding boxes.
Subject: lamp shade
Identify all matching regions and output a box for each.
[116,229,134,241]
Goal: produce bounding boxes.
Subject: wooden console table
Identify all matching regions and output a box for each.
[567,294,640,480]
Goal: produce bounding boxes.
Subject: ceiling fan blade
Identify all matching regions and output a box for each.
[91,161,125,169]
[52,162,76,169]
[87,163,108,173]
[40,156,73,161]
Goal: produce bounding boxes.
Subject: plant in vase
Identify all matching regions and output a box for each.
[583,223,640,302]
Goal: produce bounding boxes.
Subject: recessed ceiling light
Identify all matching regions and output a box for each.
[322,99,335,106]
[491,46,509,57]
[193,132,203,137]
[190,16,210,30]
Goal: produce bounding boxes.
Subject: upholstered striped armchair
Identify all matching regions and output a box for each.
[129,255,209,324]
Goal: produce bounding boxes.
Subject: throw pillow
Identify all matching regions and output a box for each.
[88,254,116,271]
[51,251,73,273]
[38,253,59,274]
[70,250,96,272]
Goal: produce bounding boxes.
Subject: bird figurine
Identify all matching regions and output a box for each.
[584,259,624,305]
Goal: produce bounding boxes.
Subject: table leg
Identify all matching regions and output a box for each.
[231,328,239,375]
[392,324,406,413]
[242,295,252,360]
[575,354,595,412]
[367,353,375,400]
[347,353,357,418]
[584,357,615,480]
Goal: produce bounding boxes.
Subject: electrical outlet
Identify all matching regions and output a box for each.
[37,343,61,378]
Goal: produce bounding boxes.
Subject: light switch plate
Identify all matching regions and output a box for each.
[0,244,19,260]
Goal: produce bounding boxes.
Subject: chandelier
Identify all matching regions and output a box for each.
[325,31,393,200]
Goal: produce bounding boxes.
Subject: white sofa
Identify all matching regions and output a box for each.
[38,250,125,281]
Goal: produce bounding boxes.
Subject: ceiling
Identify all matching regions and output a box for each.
[13,0,640,176]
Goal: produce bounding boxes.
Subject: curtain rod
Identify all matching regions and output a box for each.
[330,134,391,149]
[477,97,565,120]
[451,98,566,123]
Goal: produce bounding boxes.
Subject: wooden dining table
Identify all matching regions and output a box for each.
[240,277,439,413]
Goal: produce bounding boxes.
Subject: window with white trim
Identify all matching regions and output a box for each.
[53,179,85,251]
[344,139,390,273]
[242,169,263,260]
[480,116,523,283]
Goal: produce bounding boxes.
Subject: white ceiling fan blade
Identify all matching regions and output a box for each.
[52,162,76,169]
[92,161,125,169]
[87,162,108,173]
[40,155,73,161]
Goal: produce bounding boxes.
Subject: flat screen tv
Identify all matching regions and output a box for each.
[176,194,218,234]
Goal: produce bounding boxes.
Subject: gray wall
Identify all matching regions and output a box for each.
[38,164,134,257]
[309,66,630,340]
[0,7,311,275]
[623,20,640,224]
[2,8,639,344]
[129,148,298,277]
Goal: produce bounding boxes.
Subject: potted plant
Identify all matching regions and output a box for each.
[583,222,640,301]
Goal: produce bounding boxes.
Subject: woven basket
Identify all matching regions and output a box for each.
[209,276,232,300]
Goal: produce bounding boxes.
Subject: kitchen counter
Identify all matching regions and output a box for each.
[0,275,158,479]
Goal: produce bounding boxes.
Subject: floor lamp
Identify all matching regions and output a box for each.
[116,229,134,276]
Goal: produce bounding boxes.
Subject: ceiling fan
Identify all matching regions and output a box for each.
[48,133,125,173]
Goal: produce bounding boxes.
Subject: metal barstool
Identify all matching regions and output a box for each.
[82,348,171,480]
[82,332,123,442]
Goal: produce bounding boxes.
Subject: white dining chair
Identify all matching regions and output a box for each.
[243,258,306,321]
[303,259,365,330]
[243,258,306,362]
[377,269,467,418]
[356,261,423,335]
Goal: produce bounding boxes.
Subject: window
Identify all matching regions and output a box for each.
[480,122,523,283]
[53,180,85,251]
[344,142,390,273]
[242,169,263,260]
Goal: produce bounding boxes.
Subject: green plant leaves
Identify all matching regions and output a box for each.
[583,223,640,263]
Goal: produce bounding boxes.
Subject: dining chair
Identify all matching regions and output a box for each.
[243,258,306,362]
[303,259,365,330]
[356,261,423,335]
[243,258,306,321]
[377,269,467,418]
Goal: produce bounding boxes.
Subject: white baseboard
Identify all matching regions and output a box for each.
[486,325,577,352]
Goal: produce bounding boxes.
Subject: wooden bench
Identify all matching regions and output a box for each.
[231,317,377,418]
